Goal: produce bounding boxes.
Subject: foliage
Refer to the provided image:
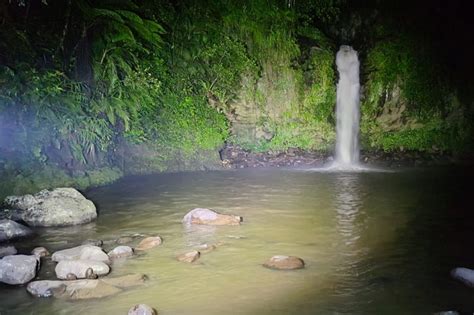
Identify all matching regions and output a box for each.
[362,37,473,152]
[1,0,474,198]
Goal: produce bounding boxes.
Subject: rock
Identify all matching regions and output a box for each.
[196,244,217,254]
[177,250,200,263]
[182,208,242,226]
[27,274,147,300]
[52,245,110,264]
[31,247,49,258]
[82,239,103,247]
[116,236,134,244]
[108,246,134,259]
[128,304,157,315]
[0,219,33,242]
[0,254,38,285]
[433,312,460,315]
[68,280,121,299]
[451,267,474,287]
[263,255,305,270]
[0,245,17,258]
[101,273,148,288]
[135,236,162,251]
[55,260,110,279]
[27,280,67,297]
[4,188,97,227]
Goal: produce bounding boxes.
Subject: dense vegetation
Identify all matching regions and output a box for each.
[0,0,473,197]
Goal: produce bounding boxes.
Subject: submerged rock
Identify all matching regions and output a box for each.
[128,304,157,315]
[55,260,110,279]
[4,188,97,227]
[451,267,474,287]
[177,250,200,263]
[0,219,33,243]
[101,273,147,288]
[52,245,110,264]
[196,243,218,254]
[31,247,49,258]
[27,274,147,300]
[182,208,242,226]
[135,236,163,251]
[116,236,134,245]
[263,255,305,270]
[0,254,38,285]
[0,245,17,258]
[108,246,134,259]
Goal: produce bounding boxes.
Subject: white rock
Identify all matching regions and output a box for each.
[0,254,38,285]
[4,188,97,227]
[27,280,67,297]
[52,245,110,264]
[55,260,110,279]
[0,219,33,242]
[108,246,134,259]
[451,267,474,287]
[182,208,242,226]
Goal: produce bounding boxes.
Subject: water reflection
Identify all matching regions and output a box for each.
[334,173,363,245]
[331,173,372,310]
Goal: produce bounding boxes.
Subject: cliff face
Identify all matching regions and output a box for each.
[228,43,336,153]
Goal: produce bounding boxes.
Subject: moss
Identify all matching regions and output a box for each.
[229,32,336,153]
[361,37,474,152]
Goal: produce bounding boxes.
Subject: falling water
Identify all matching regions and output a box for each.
[335,45,360,167]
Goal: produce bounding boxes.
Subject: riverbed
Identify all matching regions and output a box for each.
[1,166,473,314]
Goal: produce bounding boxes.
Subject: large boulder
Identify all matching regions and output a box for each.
[0,254,38,285]
[4,188,97,227]
[263,255,305,270]
[451,267,474,287]
[0,219,33,243]
[182,208,242,226]
[55,260,110,279]
[52,245,110,264]
[27,274,147,300]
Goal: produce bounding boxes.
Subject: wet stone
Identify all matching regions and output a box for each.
[135,237,162,251]
[128,304,157,315]
[263,255,305,270]
[108,246,134,259]
[31,247,49,258]
[177,250,200,263]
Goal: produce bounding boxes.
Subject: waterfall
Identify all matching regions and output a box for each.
[334,45,360,167]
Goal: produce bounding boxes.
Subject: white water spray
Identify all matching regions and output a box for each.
[334,45,360,167]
